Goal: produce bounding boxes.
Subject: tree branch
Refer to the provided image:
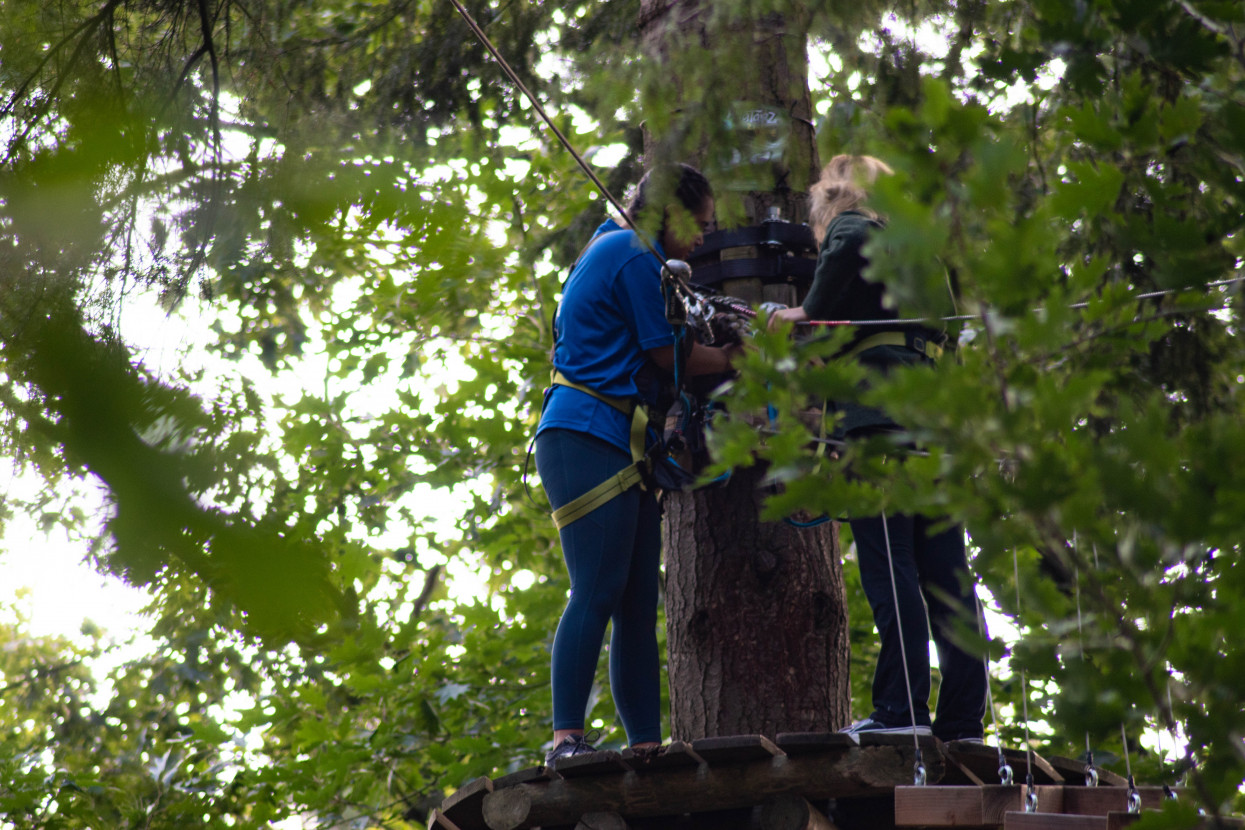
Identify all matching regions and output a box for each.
[1,0,128,161]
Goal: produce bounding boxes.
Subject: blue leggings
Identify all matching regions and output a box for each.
[535,428,662,745]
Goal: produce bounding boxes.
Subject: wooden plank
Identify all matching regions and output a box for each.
[621,740,704,772]
[1045,757,1127,787]
[775,732,859,757]
[1060,787,1172,816]
[896,785,987,826]
[939,753,988,787]
[1029,786,1064,814]
[982,787,1029,825]
[947,745,1064,785]
[439,776,494,830]
[483,787,532,830]
[576,811,630,830]
[553,749,631,779]
[1003,812,1106,830]
[760,793,838,830]
[857,732,942,751]
[428,809,466,830]
[895,784,1023,827]
[480,743,939,828]
[692,734,783,765]
[1104,812,1141,830]
[492,766,551,789]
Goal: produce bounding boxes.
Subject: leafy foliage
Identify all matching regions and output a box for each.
[2,0,1244,827]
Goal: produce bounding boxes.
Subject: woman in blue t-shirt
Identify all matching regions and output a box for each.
[537,164,738,764]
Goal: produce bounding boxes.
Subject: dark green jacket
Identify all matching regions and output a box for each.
[803,211,942,436]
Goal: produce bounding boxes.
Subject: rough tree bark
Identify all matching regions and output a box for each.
[638,0,851,741]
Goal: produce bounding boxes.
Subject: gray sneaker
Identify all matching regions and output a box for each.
[839,717,933,737]
[545,734,597,766]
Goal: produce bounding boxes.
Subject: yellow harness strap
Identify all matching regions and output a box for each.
[548,371,652,530]
[842,330,944,363]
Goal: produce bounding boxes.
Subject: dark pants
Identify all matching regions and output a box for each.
[849,512,987,740]
[535,428,662,745]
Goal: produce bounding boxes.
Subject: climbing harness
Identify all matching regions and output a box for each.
[543,369,700,529]
[841,329,948,363]
[544,371,651,530]
[660,266,739,486]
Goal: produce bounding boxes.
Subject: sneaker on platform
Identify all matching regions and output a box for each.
[544,733,597,766]
[839,717,933,738]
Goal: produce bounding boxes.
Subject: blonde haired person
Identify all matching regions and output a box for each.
[773,155,987,743]
[770,154,894,329]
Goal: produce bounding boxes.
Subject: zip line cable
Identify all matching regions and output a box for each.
[451,0,1243,339]
[448,0,727,463]
[454,0,1245,340]
[444,0,670,269]
[791,276,1245,329]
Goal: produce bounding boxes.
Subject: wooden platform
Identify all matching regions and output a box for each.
[428,735,1245,830]
[429,736,1191,830]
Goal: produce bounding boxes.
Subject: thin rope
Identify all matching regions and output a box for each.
[445,0,667,268]
[795,276,1245,328]
[1122,723,1142,813]
[1073,535,1099,787]
[978,596,1014,785]
[880,512,927,785]
[1013,547,1038,811]
[1163,683,1179,800]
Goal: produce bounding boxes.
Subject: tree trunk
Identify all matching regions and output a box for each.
[638,1,820,219]
[662,467,849,740]
[638,0,851,742]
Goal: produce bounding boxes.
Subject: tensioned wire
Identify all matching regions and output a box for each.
[879,513,926,783]
[978,598,1014,785]
[1073,532,1100,789]
[445,0,668,269]
[1012,546,1039,812]
[448,0,1244,332]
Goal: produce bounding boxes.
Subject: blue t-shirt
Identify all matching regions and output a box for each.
[537,219,675,454]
